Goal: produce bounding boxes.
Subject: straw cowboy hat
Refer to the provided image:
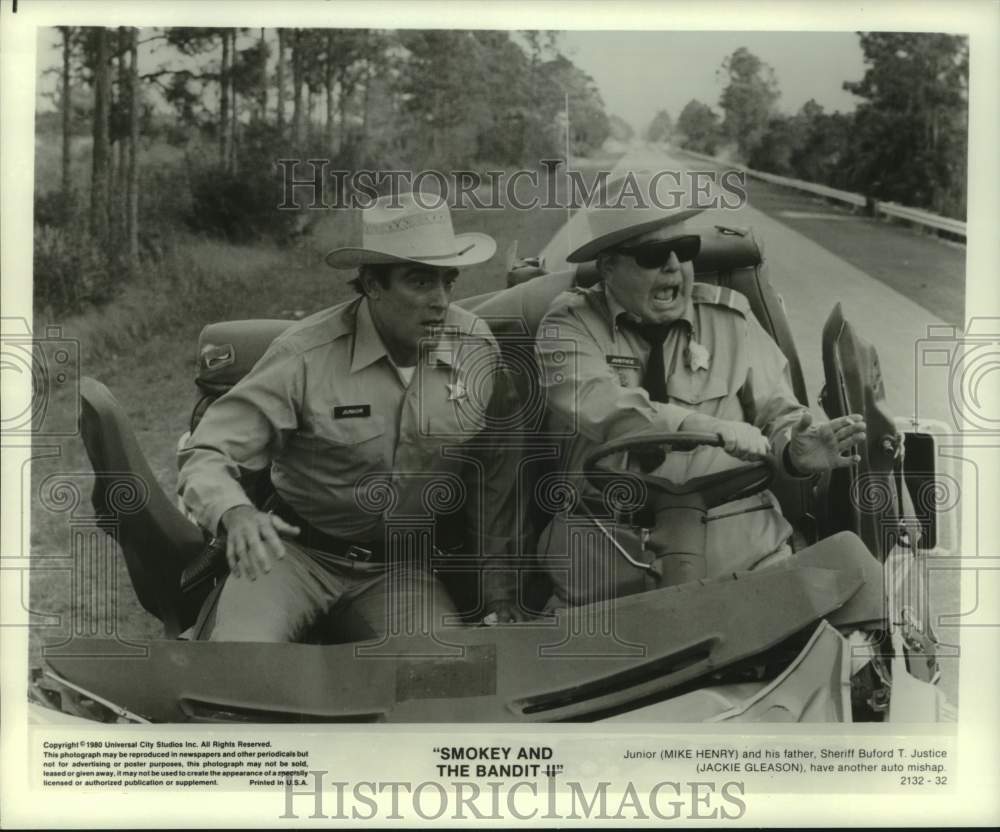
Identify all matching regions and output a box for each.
[566,171,706,263]
[325,191,497,269]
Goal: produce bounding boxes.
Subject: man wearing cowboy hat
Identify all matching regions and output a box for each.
[534,172,867,606]
[178,191,523,641]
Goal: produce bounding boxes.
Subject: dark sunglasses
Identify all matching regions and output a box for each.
[614,235,701,269]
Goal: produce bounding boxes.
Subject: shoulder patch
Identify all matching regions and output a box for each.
[691,282,751,317]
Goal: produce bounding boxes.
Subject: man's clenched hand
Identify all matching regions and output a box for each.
[221,505,300,581]
[680,413,770,461]
[788,412,867,473]
[715,420,771,461]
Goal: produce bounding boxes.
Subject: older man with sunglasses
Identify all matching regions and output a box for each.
[534,173,867,608]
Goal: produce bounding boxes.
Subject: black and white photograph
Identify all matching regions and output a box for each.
[2,0,998,827]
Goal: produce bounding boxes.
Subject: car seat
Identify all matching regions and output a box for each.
[79,377,213,637]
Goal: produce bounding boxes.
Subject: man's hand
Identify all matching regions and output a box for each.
[787,412,867,473]
[482,600,529,625]
[680,413,770,461]
[221,505,300,581]
[715,421,771,461]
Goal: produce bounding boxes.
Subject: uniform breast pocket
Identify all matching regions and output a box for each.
[286,415,388,478]
[312,415,387,447]
[667,374,730,408]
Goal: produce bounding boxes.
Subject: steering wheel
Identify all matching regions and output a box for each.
[582,429,777,586]
[584,429,775,508]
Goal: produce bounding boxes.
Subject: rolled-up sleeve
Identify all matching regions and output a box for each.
[178,341,304,534]
[535,302,691,443]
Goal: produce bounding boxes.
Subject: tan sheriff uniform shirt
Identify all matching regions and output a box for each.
[178,297,520,597]
[535,281,809,572]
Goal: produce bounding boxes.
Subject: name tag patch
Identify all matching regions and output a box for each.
[334,404,371,419]
[606,355,641,369]
[606,355,641,388]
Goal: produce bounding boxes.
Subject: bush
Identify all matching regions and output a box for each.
[33,224,128,315]
[182,123,323,245]
[184,163,296,243]
[33,189,79,229]
[140,156,195,233]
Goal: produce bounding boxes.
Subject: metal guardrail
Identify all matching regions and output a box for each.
[744,166,866,208]
[874,202,967,236]
[679,148,966,239]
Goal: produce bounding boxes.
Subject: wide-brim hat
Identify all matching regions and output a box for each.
[325,191,496,269]
[566,171,707,263]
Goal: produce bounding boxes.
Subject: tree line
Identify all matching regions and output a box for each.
[36,27,614,315]
[647,35,968,221]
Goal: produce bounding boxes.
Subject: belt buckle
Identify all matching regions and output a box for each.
[346,544,373,562]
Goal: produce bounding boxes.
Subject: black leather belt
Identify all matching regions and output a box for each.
[266,493,385,565]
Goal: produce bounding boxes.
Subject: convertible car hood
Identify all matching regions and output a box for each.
[42,534,878,723]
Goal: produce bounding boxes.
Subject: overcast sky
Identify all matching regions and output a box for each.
[36,28,867,133]
[560,30,866,132]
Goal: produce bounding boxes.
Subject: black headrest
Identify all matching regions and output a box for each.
[691,225,763,273]
[196,319,294,391]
